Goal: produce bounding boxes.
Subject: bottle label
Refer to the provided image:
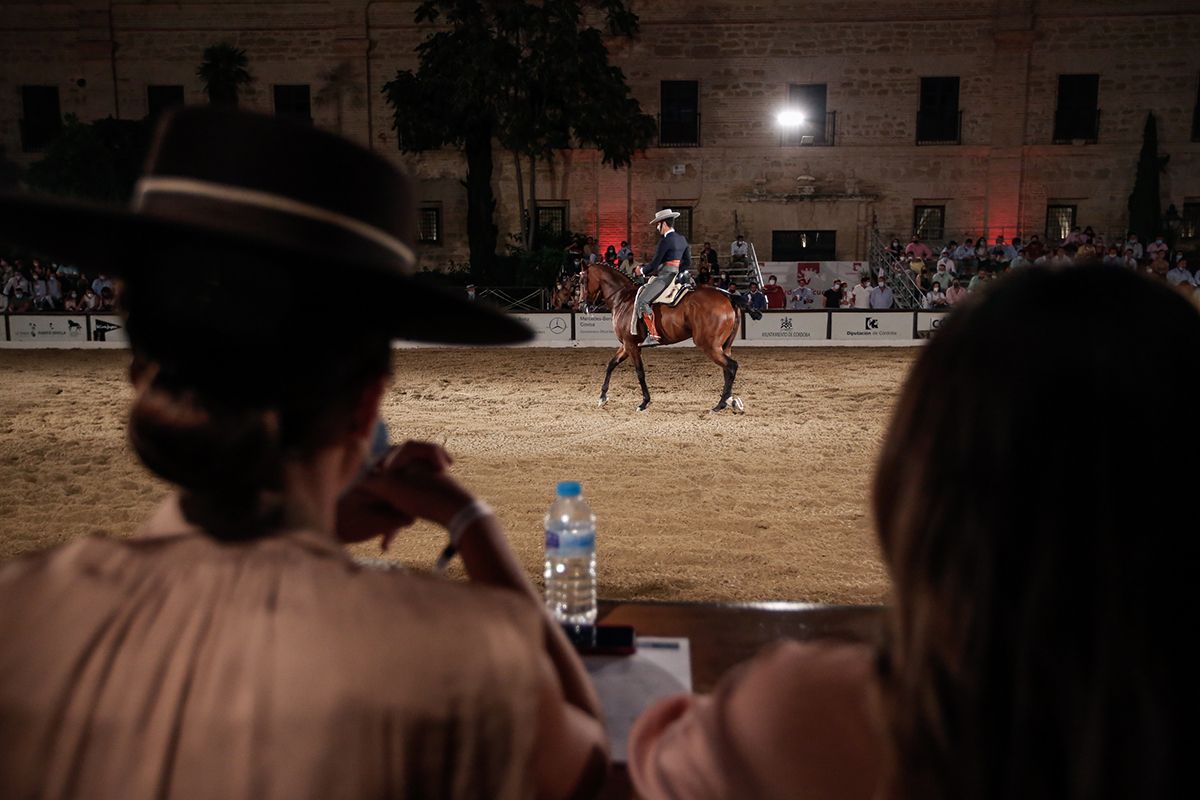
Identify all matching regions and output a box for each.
[545,529,595,556]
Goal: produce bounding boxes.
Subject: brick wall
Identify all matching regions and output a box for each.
[1,0,1198,266]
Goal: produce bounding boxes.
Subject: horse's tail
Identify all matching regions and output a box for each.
[730,293,763,321]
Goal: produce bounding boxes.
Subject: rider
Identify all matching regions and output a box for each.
[635,208,691,347]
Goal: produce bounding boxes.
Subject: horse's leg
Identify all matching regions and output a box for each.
[630,347,652,411]
[598,344,628,407]
[706,313,741,412]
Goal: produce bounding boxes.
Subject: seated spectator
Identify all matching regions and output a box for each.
[888,238,904,259]
[31,265,50,310]
[603,244,618,266]
[1075,238,1097,262]
[934,254,955,283]
[762,275,786,309]
[62,291,79,312]
[1123,233,1144,261]
[1167,257,1196,287]
[1009,248,1032,269]
[1147,251,1170,280]
[0,106,607,799]
[1146,235,1168,261]
[823,280,843,309]
[952,238,976,262]
[91,271,114,296]
[616,240,633,267]
[967,270,990,293]
[747,282,768,312]
[730,234,749,266]
[990,235,1017,266]
[1102,246,1123,267]
[98,286,116,311]
[1065,225,1084,247]
[1048,247,1073,268]
[46,271,62,309]
[973,237,990,264]
[1122,248,1139,269]
[699,242,720,272]
[629,266,1195,800]
[946,277,968,305]
[727,281,741,298]
[3,267,29,300]
[849,275,872,308]
[869,276,894,309]
[1023,234,1046,261]
[923,281,949,308]
[789,279,817,309]
[904,235,932,261]
[6,283,32,312]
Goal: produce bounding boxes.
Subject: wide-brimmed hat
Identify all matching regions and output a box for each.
[648,208,681,226]
[0,107,530,345]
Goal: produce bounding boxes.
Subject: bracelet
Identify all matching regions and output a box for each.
[435,500,494,573]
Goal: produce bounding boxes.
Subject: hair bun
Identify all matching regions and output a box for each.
[129,369,283,499]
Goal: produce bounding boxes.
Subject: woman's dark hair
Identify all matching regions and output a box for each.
[873,265,1196,800]
[121,253,392,534]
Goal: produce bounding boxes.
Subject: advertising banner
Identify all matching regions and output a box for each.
[509,312,572,345]
[830,311,914,341]
[916,311,951,337]
[7,315,88,344]
[575,313,615,343]
[90,315,129,344]
[742,311,828,344]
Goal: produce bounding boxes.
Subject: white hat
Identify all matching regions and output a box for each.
[648,208,681,226]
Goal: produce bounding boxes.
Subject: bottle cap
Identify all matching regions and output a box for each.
[555,481,582,498]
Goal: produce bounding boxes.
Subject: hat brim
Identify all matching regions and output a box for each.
[648,213,681,225]
[0,191,531,346]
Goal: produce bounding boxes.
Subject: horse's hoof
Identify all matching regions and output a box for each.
[598,397,608,408]
[732,397,745,414]
[711,402,727,413]
[637,402,650,412]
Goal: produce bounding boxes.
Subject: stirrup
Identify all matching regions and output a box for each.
[640,334,661,347]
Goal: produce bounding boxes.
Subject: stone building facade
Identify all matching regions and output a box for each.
[2,0,1198,267]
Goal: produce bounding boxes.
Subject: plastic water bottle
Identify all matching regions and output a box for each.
[544,481,597,625]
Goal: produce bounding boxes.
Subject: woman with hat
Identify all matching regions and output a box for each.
[634,208,691,347]
[0,108,607,799]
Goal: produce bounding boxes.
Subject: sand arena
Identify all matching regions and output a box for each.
[0,346,916,604]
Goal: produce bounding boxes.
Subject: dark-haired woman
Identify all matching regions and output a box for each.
[629,264,1195,799]
[0,108,607,799]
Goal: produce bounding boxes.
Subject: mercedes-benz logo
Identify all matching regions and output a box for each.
[548,317,567,334]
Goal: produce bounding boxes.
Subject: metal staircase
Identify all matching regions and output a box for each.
[869,227,923,309]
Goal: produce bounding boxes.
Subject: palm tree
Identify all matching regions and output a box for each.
[197,44,253,107]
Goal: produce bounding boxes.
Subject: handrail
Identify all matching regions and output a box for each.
[476,286,548,311]
[869,226,925,310]
[748,242,765,289]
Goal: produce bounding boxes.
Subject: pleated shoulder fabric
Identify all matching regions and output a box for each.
[0,531,546,800]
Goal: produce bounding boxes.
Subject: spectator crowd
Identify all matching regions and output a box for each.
[1,257,117,314]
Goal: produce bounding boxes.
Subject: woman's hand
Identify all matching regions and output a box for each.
[335,440,476,550]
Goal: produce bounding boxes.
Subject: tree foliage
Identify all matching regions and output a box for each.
[1127,112,1169,244]
[384,0,655,278]
[197,43,253,107]
[24,115,151,203]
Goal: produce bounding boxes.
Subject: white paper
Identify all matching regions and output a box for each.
[583,637,692,763]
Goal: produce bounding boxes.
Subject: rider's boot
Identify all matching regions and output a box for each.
[640,312,661,347]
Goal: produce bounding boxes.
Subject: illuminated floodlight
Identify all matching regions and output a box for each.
[776,109,806,128]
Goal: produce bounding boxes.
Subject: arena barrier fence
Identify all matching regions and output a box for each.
[0,310,949,349]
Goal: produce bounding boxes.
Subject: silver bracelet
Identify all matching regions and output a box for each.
[435,500,494,573]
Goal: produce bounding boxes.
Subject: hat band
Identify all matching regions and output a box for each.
[133,176,416,270]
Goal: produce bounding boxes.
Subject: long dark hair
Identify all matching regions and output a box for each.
[873,265,1196,799]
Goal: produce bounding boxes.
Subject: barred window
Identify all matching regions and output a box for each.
[418,205,442,244]
[147,85,184,117]
[1046,204,1077,242]
[535,204,568,237]
[1181,202,1200,241]
[273,85,312,124]
[656,203,693,241]
[912,205,945,241]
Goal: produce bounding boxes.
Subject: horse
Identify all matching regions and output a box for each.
[580,262,749,413]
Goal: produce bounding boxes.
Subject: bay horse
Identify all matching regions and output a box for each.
[580,263,747,412]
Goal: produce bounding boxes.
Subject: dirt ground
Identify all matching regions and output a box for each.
[0,346,917,603]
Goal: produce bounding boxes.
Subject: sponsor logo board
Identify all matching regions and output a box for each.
[90,316,128,343]
[830,312,913,340]
[743,311,828,342]
[916,311,950,337]
[509,313,572,344]
[8,315,88,343]
[575,313,615,343]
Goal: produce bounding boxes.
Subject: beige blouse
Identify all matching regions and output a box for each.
[628,640,883,800]
[0,529,550,799]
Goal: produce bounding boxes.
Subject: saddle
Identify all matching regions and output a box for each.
[629,273,695,334]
